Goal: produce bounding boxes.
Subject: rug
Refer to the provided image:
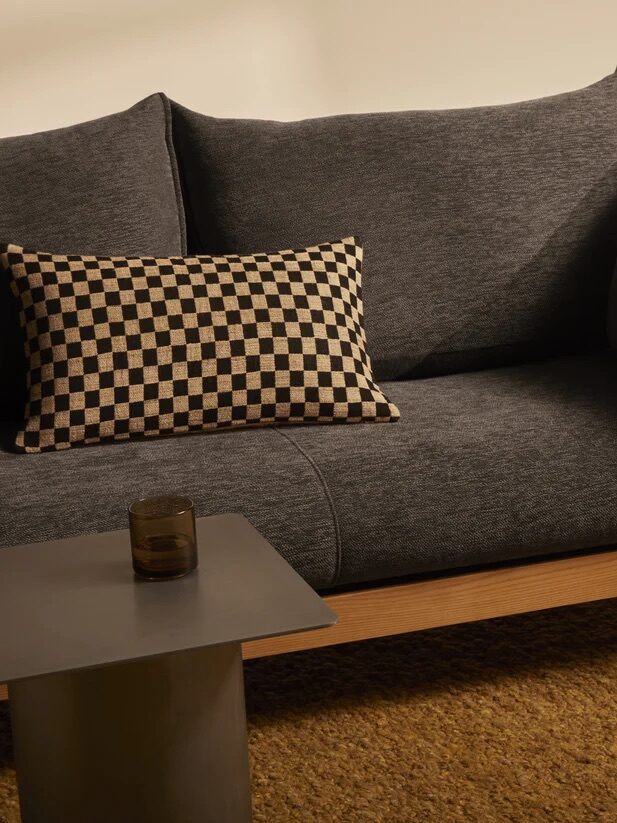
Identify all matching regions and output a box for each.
[1,599,616,822]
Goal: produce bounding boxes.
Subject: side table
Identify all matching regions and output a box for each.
[0,514,336,823]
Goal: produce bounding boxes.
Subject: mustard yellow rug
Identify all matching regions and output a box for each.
[2,600,616,822]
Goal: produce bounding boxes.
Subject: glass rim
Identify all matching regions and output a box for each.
[128,495,194,520]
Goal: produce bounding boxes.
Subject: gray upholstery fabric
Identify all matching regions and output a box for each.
[3,354,617,590]
[0,93,186,421]
[170,72,617,382]
[282,353,617,587]
[0,427,337,589]
[0,94,185,256]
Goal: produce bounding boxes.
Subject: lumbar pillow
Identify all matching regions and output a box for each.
[1,238,399,453]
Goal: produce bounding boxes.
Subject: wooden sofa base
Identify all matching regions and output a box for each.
[2,548,616,701]
[242,547,617,659]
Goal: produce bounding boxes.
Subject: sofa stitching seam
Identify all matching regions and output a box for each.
[274,427,342,587]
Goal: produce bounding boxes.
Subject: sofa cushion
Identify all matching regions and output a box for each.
[0,93,186,421]
[3,353,617,590]
[278,352,617,587]
[2,238,398,453]
[0,426,338,589]
[0,94,185,256]
[170,72,617,382]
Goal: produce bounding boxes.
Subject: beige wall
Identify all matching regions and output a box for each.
[2,0,616,136]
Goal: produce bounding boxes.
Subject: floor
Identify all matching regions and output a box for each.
[1,599,616,822]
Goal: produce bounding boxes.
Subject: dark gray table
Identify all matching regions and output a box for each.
[0,514,336,823]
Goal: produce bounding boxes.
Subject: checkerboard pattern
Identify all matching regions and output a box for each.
[1,238,399,453]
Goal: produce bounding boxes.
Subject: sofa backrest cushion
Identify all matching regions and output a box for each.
[0,94,185,256]
[0,93,186,420]
[170,72,617,381]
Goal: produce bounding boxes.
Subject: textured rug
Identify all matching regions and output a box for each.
[1,599,616,822]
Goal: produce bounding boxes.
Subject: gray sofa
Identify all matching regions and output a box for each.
[2,71,617,596]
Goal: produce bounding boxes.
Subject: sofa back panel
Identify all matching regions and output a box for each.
[170,72,617,381]
[0,93,186,420]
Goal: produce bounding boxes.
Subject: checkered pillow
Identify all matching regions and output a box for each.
[1,238,399,453]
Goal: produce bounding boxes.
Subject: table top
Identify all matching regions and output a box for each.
[0,514,336,682]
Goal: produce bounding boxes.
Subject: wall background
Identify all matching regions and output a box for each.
[2,0,616,136]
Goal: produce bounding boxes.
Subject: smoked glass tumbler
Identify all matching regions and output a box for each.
[129,495,198,580]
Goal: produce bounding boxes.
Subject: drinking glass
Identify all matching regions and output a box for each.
[129,495,198,580]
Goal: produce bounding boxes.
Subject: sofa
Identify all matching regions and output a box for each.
[2,70,617,654]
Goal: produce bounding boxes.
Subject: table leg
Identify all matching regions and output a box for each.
[9,643,252,823]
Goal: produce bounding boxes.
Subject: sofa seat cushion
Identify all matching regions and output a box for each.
[3,353,617,590]
[280,352,617,587]
[0,426,338,589]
